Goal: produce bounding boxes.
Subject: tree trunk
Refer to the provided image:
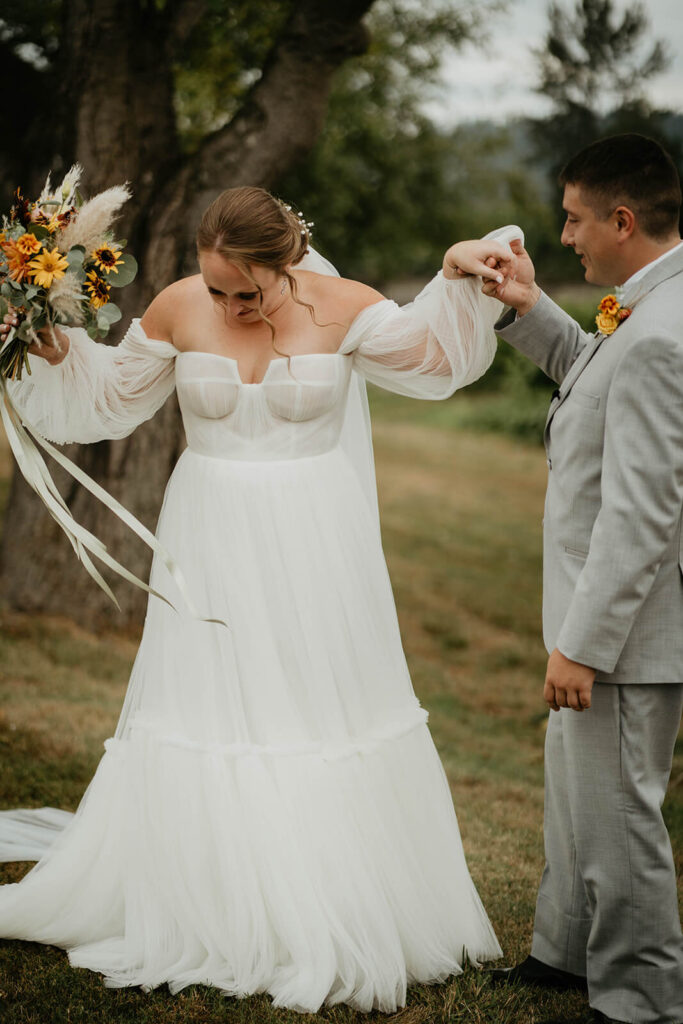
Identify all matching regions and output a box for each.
[0,0,373,630]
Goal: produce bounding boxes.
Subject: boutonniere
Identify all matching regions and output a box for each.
[595,294,632,335]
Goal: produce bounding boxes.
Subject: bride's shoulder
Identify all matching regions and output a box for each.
[140,274,204,343]
[296,270,386,327]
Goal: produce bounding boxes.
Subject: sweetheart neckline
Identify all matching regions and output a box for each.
[176,350,347,386]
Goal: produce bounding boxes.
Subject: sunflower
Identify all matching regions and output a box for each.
[91,243,124,274]
[28,249,69,289]
[15,232,43,256]
[85,270,111,308]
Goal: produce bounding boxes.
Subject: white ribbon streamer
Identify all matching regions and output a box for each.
[0,378,227,628]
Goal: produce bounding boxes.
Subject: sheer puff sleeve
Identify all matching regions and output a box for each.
[339,271,503,399]
[7,318,176,444]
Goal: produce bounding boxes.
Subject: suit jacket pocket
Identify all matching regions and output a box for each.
[564,545,588,559]
[569,387,600,410]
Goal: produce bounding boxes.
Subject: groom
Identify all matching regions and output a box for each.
[485,134,683,1024]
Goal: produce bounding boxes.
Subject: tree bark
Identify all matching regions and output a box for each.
[0,0,374,630]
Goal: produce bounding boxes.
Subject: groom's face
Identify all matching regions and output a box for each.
[561,184,618,285]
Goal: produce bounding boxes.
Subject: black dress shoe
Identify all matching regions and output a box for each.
[487,953,588,992]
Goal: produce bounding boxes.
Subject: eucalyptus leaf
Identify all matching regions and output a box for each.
[7,277,22,291]
[97,302,122,327]
[107,253,138,288]
[66,248,85,268]
[27,225,50,241]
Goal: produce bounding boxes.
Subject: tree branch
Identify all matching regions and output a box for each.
[144,0,376,285]
[187,0,374,220]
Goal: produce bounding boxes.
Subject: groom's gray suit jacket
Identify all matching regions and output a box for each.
[496,247,683,684]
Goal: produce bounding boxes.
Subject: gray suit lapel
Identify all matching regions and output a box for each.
[544,332,607,441]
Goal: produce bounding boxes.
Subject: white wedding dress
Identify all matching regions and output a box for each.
[0,263,507,1013]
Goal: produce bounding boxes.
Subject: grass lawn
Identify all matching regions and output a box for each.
[0,389,681,1024]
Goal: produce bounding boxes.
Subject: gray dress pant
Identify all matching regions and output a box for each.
[531,683,683,1024]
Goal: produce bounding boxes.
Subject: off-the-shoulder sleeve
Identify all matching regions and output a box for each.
[7,318,177,444]
[339,272,503,399]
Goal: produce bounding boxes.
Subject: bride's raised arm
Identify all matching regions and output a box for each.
[339,227,523,399]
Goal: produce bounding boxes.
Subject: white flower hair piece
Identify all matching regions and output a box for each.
[279,200,314,242]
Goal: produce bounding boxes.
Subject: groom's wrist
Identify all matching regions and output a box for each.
[514,283,542,317]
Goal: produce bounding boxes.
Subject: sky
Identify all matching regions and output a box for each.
[423,0,683,127]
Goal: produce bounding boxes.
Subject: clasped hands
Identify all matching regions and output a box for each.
[443,237,541,316]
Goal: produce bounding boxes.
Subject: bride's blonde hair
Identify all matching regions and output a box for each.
[196,186,317,351]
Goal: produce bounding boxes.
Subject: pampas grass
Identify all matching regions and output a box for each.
[49,274,86,324]
[37,164,83,209]
[57,184,131,255]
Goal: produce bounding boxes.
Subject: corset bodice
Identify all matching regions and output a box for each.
[175,350,354,461]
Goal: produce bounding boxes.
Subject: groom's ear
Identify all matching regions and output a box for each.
[614,205,636,242]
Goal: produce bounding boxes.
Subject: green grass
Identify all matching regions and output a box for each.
[0,393,680,1024]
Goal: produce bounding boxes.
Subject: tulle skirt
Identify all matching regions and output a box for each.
[0,445,501,1012]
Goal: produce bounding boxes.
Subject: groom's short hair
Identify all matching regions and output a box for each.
[559,134,681,240]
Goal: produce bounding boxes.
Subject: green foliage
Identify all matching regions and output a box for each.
[0,0,62,66]
[527,0,681,249]
[108,254,138,289]
[279,2,557,283]
[535,0,667,112]
[173,1,291,151]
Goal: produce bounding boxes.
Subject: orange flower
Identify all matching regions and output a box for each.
[3,241,32,282]
[598,294,620,316]
[596,311,619,335]
[596,294,632,335]
[15,232,43,256]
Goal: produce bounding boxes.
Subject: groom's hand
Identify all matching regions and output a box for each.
[481,239,541,315]
[544,648,596,712]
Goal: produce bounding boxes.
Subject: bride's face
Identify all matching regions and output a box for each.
[199,251,283,324]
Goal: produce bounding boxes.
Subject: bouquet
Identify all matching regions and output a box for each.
[0,164,137,380]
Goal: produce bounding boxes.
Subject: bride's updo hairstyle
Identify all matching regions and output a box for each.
[196,186,316,349]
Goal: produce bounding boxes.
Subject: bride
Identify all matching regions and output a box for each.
[0,186,517,1014]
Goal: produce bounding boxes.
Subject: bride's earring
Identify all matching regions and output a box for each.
[280,278,287,296]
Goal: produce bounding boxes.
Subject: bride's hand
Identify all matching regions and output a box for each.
[481,239,541,315]
[443,239,515,283]
[0,308,70,365]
